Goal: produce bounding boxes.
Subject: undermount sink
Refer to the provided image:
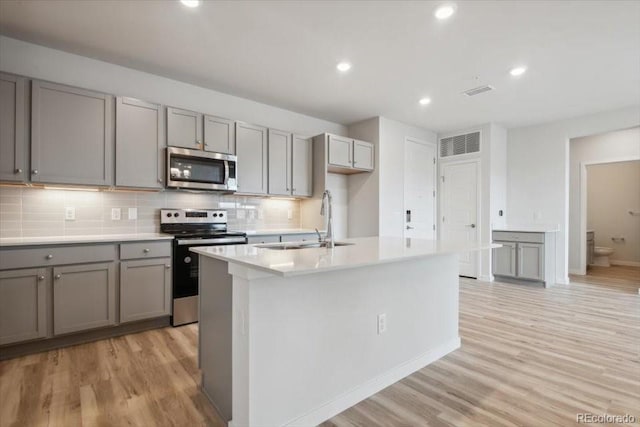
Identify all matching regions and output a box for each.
[255,241,354,250]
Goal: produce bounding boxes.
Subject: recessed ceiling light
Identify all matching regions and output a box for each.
[510,66,527,77]
[336,62,352,72]
[419,97,432,106]
[435,4,456,20]
[180,0,200,8]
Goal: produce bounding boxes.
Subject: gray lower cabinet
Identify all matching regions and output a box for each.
[268,128,292,196]
[52,262,116,335]
[236,122,268,194]
[492,230,555,286]
[31,80,114,186]
[167,107,203,150]
[0,268,48,345]
[120,258,172,323]
[0,73,27,183]
[292,135,313,197]
[116,97,164,189]
[204,115,235,154]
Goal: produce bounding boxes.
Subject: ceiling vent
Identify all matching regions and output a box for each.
[440,131,480,157]
[463,85,494,97]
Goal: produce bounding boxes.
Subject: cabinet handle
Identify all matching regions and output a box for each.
[46,254,53,260]
[165,264,171,269]
[196,140,202,145]
[32,169,39,175]
[38,275,45,281]
[143,248,150,253]
[15,168,22,174]
[158,178,163,183]
[55,274,61,280]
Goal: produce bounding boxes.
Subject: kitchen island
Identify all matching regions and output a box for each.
[191,237,497,427]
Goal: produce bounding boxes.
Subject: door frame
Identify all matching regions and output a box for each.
[439,157,482,278]
[403,137,438,239]
[577,156,640,274]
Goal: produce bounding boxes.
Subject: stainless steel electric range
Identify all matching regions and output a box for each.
[160,208,247,326]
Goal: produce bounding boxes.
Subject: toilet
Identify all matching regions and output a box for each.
[593,246,615,267]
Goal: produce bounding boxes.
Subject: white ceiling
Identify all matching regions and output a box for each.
[1,0,639,133]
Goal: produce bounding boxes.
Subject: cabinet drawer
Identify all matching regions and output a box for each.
[120,241,172,260]
[0,244,117,270]
[493,231,544,244]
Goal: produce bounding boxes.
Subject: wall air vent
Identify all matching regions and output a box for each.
[463,85,494,97]
[440,131,480,157]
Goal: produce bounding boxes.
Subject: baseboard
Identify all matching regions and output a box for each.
[569,268,585,275]
[556,276,570,285]
[611,260,640,267]
[282,337,461,427]
[478,274,494,282]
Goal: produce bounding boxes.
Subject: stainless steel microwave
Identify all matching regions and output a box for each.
[166,147,237,191]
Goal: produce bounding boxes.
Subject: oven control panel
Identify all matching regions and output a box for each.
[161,209,227,224]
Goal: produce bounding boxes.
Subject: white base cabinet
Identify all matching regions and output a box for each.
[492,231,556,287]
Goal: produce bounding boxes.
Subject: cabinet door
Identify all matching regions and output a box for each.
[327,134,353,168]
[517,243,544,281]
[492,242,516,277]
[167,107,203,150]
[31,81,114,186]
[116,97,164,189]
[268,129,292,196]
[292,135,313,197]
[280,233,319,243]
[0,73,27,182]
[53,262,116,335]
[204,115,235,154]
[247,235,280,244]
[236,122,268,194]
[120,258,171,323]
[0,268,48,345]
[353,139,374,171]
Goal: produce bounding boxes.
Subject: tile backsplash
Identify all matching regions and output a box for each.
[0,186,301,238]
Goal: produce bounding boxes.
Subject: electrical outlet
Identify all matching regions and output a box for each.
[65,207,75,221]
[377,313,387,335]
[111,208,121,221]
[287,209,293,220]
[128,207,137,220]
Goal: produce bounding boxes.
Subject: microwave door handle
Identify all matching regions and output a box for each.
[224,160,230,186]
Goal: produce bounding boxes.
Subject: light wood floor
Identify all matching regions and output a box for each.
[2,275,638,427]
[569,265,640,294]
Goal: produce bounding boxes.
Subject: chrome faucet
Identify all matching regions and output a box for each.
[320,190,334,248]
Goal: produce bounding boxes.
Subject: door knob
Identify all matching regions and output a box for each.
[468,224,476,228]
[406,225,415,230]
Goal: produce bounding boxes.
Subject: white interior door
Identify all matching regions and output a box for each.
[441,161,479,277]
[404,139,436,239]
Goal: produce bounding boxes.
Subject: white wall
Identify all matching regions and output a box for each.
[569,127,640,272]
[507,107,640,283]
[378,117,437,237]
[0,36,346,137]
[587,160,640,266]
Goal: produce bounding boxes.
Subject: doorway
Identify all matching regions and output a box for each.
[403,138,436,239]
[440,160,480,278]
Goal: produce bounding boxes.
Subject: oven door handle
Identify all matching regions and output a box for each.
[177,237,247,245]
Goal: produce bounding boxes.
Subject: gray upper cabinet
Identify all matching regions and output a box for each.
[120,258,171,323]
[204,115,235,154]
[31,81,114,186]
[116,97,164,189]
[292,135,313,197]
[268,129,292,196]
[0,73,27,183]
[236,122,268,194]
[167,107,203,150]
[328,134,352,168]
[353,139,374,171]
[52,262,116,335]
[0,268,48,345]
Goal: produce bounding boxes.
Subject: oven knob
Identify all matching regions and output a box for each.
[184,256,192,264]
[219,212,224,217]
[166,213,172,217]
[174,212,179,217]
[213,213,218,217]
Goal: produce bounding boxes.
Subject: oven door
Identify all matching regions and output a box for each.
[166,147,237,191]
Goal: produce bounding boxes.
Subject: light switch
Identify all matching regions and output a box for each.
[287,209,293,220]
[128,207,137,220]
[111,208,121,221]
[65,207,75,221]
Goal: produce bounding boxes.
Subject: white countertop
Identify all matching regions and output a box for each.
[0,233,174,247]
[191,236,499,277]
[493,225,559,233]
[234,228,323,236]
